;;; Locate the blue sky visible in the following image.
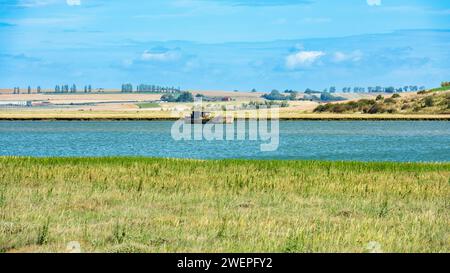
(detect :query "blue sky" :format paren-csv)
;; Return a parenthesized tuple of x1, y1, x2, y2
(0, 0, 449, 91)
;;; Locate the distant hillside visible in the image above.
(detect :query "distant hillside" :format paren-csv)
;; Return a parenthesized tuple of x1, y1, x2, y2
(314, 88, 450, 115)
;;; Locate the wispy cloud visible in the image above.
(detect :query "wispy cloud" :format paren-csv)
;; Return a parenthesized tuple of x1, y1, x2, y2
(141, 49, 181, 62)
(367, 0, 381, 6)
(66, 0, 81, 6)
(333, 50, 363, 62)
(286, 50, 325, 69)
(16, 0, 59, 8)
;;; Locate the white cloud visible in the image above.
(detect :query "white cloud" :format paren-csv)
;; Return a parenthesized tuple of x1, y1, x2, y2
(367, 0, 381, 6)
(285, 51, 325, 69)
(141, 50, 181, 62)
(66, 0, 81, 6)
(18, 0, 58, 7)
(333, 50, 363, 62)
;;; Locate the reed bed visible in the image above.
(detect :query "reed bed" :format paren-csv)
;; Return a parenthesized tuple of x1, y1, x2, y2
(0, 157, 448, 253)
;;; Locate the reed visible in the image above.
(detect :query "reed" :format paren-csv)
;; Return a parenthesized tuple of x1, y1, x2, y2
(0, 157, 448, 253)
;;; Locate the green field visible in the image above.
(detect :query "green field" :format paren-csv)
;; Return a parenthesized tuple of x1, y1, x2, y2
(0, 157, 449, 253)
(136, 102, 161, 109)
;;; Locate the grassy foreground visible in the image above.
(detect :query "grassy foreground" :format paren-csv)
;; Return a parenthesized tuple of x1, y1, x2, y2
(0, 157, 449, 253)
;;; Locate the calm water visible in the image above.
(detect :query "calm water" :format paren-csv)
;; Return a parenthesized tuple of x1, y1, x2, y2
(0, 121, 449, 162)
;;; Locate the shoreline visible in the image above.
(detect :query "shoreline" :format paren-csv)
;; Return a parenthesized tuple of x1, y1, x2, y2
(0, 115, 449, 121)
(1, 156, 449, 164)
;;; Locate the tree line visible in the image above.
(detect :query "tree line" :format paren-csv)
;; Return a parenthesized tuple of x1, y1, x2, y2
(121, 83, 181, 93)
(54, 84, 93, 93)
(12, 86, 42, 94)
(324, 85, 426, 93)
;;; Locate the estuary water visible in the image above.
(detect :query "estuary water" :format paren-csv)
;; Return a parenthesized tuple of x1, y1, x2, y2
(0, 121, 449, 162)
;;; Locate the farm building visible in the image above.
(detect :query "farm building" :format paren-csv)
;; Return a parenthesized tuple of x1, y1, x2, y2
(0, 101, 31, 107)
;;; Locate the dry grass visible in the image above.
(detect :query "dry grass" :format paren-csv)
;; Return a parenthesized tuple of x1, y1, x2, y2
(0, 157, 449, 253)
(0, 108, 449, 120)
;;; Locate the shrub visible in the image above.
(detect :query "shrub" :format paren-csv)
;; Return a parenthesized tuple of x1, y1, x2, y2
(391, 94, 401, 99)
(384, 98, 395, 104)
(331, 104, 347, 113)
(401, 103, 410, 110)
(314, 104, 333, 113)
(424, 97, 434, 107)
(368, 104, 385, 114)
(376, 95, 384, 101)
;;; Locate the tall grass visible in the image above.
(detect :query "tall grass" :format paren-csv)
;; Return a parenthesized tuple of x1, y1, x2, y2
(0, 157, 448, 253)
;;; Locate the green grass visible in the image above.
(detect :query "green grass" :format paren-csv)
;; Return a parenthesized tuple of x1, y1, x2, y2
(0, 157, 449, 253)
(136, 102, 161, 109)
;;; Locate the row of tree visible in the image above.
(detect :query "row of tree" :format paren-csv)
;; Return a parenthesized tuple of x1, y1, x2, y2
(121, 83, 181, 93)
(324, 86, 426, 93)
(284, 85, 427, 94)
(12, 86, 42, 94)
(54, 84, 93, 93)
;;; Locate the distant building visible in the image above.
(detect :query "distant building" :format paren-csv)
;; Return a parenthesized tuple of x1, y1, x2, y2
(0, 101, 31, 107)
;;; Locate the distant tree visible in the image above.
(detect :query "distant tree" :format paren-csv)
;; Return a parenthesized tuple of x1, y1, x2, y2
(71, 84, 77, 93)
(329, 86, 336, 93)
(84, 86, 88, 93)
(88, 85, 92, 93)
(176, 92, 194, 102)
(37, 86, 41, 93)
(289, 91, 298, 101)
(385, 87, 395, 93)
(161, 94, 176, 102)
(251, 88, 257, 93)
(121, 83, 133, 93)
(320, 92, 346, 102)
(262, 90, 288, 101)
(28, 86, 31, 94)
